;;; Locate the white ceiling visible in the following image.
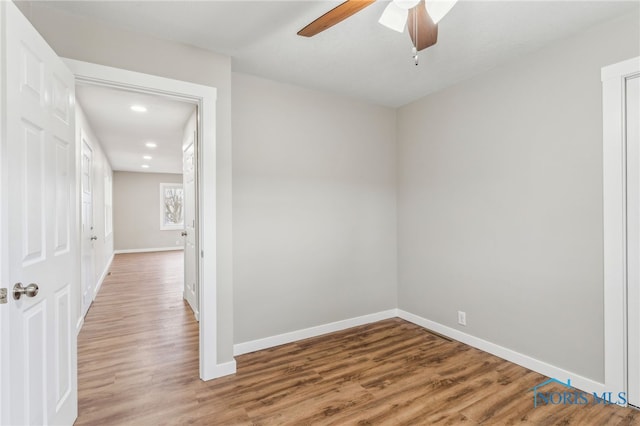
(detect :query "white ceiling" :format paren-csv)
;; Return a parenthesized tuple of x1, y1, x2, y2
(39, 0, 639, 107)
(43, 1, 639, 173)
(76, 85, 195, 174)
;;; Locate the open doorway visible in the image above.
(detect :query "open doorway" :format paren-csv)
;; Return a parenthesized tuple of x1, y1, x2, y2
(64, 58, 225, 381)
(75, 83, 200, 321)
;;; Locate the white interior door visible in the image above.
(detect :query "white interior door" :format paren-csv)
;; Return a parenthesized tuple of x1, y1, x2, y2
(183, 132, 199, 320)
(627, 73, 640, 408)
(81, 136, 95, 319)
(2, 2, 78, 424)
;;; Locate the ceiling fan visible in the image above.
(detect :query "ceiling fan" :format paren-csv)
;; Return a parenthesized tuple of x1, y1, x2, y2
(297, 0, 458, 65)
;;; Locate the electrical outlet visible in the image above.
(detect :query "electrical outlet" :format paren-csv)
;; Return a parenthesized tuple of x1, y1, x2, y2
(457, 311, 467, 326)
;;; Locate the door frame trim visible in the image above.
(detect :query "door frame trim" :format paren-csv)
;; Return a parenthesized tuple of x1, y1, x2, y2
(0, 3, 8, 424)
(602, 56, 640, 399)
(64, 58, 228, 380)
(79, 131, 95, 319)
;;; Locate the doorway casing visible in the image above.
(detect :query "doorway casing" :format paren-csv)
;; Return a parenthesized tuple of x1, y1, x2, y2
(602, 56, 640, 401)
(65, 58, 234, 380)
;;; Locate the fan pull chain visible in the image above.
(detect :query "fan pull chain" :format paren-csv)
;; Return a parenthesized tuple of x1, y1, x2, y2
(412, 5, 419, 66)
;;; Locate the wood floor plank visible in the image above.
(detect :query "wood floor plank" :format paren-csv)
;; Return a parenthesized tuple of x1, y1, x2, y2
(76, 252, 640, 425)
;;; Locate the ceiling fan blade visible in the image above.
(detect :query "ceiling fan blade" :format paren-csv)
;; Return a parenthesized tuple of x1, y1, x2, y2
(379, 2, 408, 33)
(407, 1, 438, 51)
(426, 0, 459, 24)
(297, 0, 376, 37)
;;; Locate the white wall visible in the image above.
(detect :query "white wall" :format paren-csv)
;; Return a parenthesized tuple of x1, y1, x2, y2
(20, 0, 640, 385)
(112, 172, 184, 252)
(21, 3, 235, 362)
(397, 13, 640, 383)
(232, 73, 397, 343)
(76, 104, 114, 320)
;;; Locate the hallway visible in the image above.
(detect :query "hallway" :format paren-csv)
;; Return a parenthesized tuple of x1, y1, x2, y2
(76, 251, 200, 424)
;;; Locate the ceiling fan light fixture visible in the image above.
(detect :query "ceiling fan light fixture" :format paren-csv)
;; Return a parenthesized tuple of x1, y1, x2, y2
(425, 0, 458, 24)
(379, 2, 408, 33)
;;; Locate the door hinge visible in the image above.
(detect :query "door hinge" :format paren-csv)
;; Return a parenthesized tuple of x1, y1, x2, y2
(0, 288, 7, 304)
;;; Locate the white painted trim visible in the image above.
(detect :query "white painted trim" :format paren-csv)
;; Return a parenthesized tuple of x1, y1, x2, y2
(233, 310, 398, 356)
(64, 59, 220, 382)
(64, 59, 218, 104)
(602, 56, 640, 398)
(0, 4, 8, 424)
(114, 247, 183, 254)
(602, 57, 640, 82)
(183, 291, 200, 322)
(93, 253, 114, 299)
(76, 316, 84, 336)
(397, 310, 606, 395)
(231, 308, 609, 396)
(203, 360, 237, 381)
(76, 252, 112, 335)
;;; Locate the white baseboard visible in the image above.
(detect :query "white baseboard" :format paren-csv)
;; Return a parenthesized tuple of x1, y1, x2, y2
(183, 292, 200, 322)
(93, 252, 114, 300)
(202, 360, 237, 381)
(396, 309, 606, 395)
(77, 253, 114, 335)
(231, 308, 606, 396)
(76, 316, 84, 336)
(114, 247, 183, 254)
(233, 309, 398, 356)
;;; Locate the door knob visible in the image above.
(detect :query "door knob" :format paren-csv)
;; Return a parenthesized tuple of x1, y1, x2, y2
(13, 283, 39, 300)
(90, 236, 98, 241)
(181, 231, 187, 237)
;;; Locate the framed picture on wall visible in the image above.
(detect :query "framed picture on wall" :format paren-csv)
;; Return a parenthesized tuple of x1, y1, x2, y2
(160, 183, 184, 230)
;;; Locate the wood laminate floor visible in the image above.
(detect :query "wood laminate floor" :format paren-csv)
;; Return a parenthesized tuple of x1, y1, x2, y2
(76, 252, 640, 425)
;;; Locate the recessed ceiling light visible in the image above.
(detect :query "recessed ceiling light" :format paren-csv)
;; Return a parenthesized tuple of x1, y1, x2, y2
(130, 105, 147, 113)
(143, 155, 152, 160)
(145, 142, 157, 148)
(141, 164, 150, 169)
